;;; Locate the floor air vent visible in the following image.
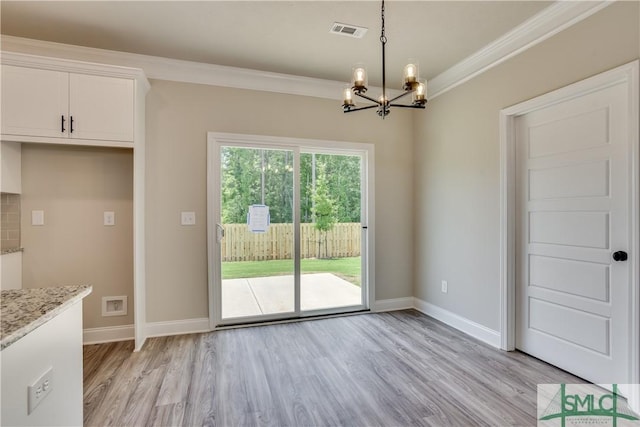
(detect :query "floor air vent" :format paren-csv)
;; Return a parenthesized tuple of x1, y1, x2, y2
(330, 22, 368, 39)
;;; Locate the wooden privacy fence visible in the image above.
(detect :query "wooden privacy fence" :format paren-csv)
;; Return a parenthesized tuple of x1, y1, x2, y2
(221, 223, 361, 261)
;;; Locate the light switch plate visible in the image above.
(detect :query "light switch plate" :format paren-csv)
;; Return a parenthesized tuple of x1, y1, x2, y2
(181, 211, 196, 225)
(104, 211, 115, 226)
(31, 210, 44, 226)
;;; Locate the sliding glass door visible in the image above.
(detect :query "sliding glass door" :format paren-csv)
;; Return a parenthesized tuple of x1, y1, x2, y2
(208, 134, 371, 327)
(299, 152, 363, 312)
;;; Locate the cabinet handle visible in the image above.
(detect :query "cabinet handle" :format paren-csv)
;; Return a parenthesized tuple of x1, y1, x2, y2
(70, 116, 74, 134)
(61, 115, 66, 133)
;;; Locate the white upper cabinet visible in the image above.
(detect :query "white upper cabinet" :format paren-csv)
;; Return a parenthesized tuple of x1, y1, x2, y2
(1, 53, 147, 148)
(69, 73, 134, 142)
(1, 65, 69, 139)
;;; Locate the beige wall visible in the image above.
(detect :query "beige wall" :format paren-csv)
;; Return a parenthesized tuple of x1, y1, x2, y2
(145, 81, 414, 322)
(21, 144, 134, 329)
(413, 2, 640, 331)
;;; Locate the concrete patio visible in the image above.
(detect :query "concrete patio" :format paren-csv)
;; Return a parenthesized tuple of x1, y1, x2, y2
(222, 272, 361, 319)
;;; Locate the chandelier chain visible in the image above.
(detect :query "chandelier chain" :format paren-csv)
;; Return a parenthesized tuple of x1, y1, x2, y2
(380, 0, 387, 44)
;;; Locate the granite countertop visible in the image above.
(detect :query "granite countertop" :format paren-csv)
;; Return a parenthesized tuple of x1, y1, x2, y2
(1, 247, 23, 255)
(1, 285, 92, 350)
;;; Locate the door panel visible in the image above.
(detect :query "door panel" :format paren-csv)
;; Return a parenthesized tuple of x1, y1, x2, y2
(219, 146, 295, 321)
(529, 255, 609, 302)
(299, 152, 363, 312)
(516, 81, 630, 384)
(528, 298, 609, 355)
(529, 160, 609, 200)
(529, 211, 609, 248)
(528, 107, 609, 158)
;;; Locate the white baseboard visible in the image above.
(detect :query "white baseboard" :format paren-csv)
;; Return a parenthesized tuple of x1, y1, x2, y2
(145, 317, 210, 338)
(413, 297, 501, 348)
(83, 324, 134, 345)
(83, 305, 500, 350)
(374, 297, 414, 312)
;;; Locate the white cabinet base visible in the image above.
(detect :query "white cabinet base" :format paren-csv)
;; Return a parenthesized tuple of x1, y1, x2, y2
(1, 302, 84, 426)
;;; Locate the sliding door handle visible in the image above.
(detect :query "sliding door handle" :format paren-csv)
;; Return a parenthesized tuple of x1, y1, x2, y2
(216, 223, 225, 242)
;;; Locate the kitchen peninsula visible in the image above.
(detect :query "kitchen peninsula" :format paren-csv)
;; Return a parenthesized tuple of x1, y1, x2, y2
(1, 285, 91, 426)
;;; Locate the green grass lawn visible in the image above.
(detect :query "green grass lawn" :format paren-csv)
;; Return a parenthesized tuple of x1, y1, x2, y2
(222, 256, 361, 286)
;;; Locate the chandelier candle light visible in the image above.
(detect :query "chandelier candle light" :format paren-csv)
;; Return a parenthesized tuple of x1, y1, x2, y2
(342, 0, 427, 118)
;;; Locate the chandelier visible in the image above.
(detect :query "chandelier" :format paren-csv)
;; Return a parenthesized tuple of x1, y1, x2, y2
(342, 0, 427, 118)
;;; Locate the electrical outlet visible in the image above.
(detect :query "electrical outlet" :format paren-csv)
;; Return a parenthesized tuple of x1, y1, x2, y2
(441, 280, 448, 293)
(28, 367, 53, 414)
(181, 211, 196, 225)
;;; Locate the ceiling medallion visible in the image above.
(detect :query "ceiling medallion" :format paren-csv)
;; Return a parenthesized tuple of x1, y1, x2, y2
(342, 0, 427, 118)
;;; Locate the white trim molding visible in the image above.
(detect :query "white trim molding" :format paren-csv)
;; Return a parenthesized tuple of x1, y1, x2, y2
(1, 50, 149, 90)
(83, 324, 134, 345)
(145, 318, 210, 339)
(1, 35, 357, 101)
(413, 297, 501, 349)
(499, 61, 640, 406)
(428, 1, 612, 98)
(374, 297, 414, 312)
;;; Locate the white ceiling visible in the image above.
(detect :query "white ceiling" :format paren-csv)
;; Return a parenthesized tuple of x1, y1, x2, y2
(0, 1, 552, 87)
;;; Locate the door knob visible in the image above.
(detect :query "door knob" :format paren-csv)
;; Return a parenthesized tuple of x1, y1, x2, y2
(613, 251, 628, 262)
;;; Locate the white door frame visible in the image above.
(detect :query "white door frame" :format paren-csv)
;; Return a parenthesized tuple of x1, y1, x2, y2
(498, 61, 639, 382)
(206, 132, 375, 329)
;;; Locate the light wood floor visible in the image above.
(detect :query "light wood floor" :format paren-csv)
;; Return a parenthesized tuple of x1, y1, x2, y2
(83, 310, 582, 426)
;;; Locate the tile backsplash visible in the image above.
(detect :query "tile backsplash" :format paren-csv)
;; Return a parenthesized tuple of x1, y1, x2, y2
(1, 192, 21, 251)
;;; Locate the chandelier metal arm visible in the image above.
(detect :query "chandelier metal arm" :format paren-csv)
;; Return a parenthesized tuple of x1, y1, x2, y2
(389, 103, 426, 109)
(387, 90, 413, 104)
(354, 92, 381, 104)
(343, 104, 380, 113)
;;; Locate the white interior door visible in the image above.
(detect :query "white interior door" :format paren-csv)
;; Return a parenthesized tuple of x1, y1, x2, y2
(515, 79, 632, 384)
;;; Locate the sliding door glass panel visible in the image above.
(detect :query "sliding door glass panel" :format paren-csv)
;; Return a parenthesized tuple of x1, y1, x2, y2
(220, 146, 294, 320)
(300, 152, 363, 312)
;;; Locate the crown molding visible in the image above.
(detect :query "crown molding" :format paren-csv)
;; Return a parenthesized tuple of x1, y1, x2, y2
(0, 35, 349, 100)
(1, 50, 150, 91)
(1, 1, 612, 101)
(428, 1, 613, 99)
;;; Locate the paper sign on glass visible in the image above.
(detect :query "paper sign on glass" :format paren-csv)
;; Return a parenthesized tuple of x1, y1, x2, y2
(247, 204, 270, 233)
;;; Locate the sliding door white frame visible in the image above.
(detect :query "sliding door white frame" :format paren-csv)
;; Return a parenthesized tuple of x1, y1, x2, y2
(206, 132, 375, 329)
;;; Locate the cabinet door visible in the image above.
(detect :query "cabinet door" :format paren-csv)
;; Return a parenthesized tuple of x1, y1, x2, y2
(1, 65, 69, 138)
(69, 73, 134, 142)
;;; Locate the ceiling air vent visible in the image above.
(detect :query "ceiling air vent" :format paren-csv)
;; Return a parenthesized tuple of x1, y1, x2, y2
(330, 22, 368, 39)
